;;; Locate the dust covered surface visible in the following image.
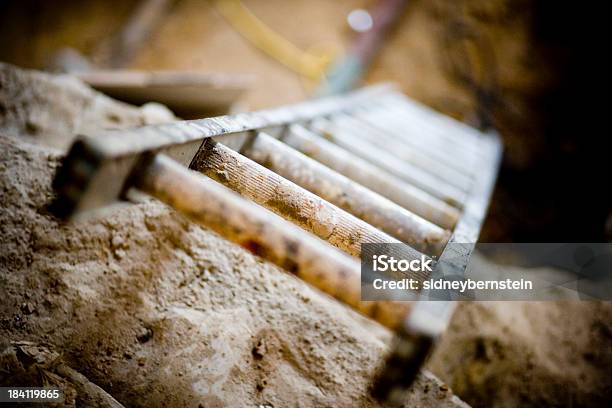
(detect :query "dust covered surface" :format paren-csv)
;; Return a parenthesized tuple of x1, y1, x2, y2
(2, 63, 611, 408)
(0, 63, 468, 407)
(0, 61, 174, 150)
(429, 298, 612, 407)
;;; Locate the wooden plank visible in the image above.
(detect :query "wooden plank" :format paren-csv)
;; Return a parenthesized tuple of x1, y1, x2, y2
(75, 70, 252, 117)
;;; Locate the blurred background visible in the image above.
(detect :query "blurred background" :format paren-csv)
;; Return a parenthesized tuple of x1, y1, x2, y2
(1, 0, 608, 243)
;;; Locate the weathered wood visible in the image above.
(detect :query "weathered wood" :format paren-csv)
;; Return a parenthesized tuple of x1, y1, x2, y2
(51, 84, 395, 216)
(50, 83, 503, 405)
(361, 106, 479, 168)
(370, 94, 484, 160)
(134, 153, 413, 331)
(193, 139, 427, 258)
(241, 132, 450, 255)
(372, 132, 503, 405)
(310, 119, 467, 207)
(283, 124, 460, 230)
(331, 113, 474, 191)
(76, 70, 252, 117)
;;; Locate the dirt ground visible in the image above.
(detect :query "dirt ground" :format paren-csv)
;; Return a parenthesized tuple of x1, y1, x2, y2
(1, 1, 611, 406)
(1, 62, 611, 408)
(430, 301, 612, 407)
(0, 63, 471, 407)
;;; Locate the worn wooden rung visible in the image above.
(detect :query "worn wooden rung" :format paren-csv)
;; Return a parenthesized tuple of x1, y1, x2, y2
(134, 153, 414, 331)
(310, 119, 467, 207)
(240, 132, 450, 255)
(283, 124, 460, 230)
(331, 113, 475, 191)
(357, 108, 480, 172)
(192, 138, 432, 259)
(372, 95, 485, 158)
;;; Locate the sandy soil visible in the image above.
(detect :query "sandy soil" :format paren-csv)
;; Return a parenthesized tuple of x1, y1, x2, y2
(430, 301, 612, 407)
(1, 62, 611, 407)
(0, 63, 469, 407)
(1, 1, 610, 406)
